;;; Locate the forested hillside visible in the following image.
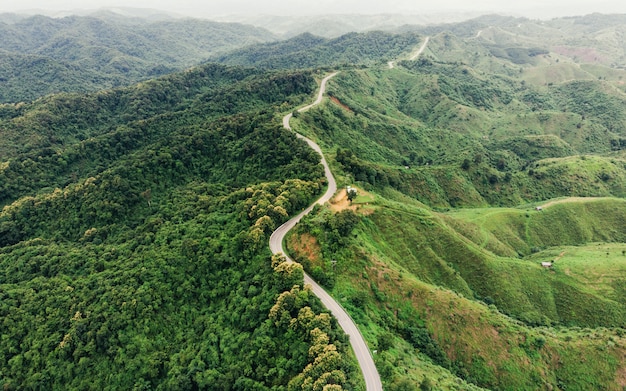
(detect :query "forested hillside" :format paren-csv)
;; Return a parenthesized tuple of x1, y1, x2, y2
(0, 13, 277, 102)
(300, 61, 626, 207)
(0, 64, 361, 389)
(212, 31, 423, 70)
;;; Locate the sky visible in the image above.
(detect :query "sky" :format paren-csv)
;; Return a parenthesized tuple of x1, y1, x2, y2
(2, 0, 626, 19)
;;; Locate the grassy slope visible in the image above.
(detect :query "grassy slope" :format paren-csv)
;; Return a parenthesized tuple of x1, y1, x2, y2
(289, 195, 626, 390)
(292, 64, 626, 207)
(285, 30, 626, 388)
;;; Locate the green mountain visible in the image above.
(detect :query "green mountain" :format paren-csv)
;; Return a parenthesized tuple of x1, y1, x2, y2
(0, 64, 361, 389)
(212, 31, 423, 70)
(289, 197, 626, 390)
(3, 11, 626, 391)
(218, 13, 481, 38)
(293, 61, 626, 207)
(0, 13, 277, 102)
(281, 21, 626, 390)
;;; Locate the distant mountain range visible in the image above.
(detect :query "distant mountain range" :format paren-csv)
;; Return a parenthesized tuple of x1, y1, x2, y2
(0, 12, 276, 102)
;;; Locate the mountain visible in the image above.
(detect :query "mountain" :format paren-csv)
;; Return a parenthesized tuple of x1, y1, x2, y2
(280, 19, 626, 389)
(0, 64, 361, 389)
(217, 13, 484, 38)
(0, 13, 277, 102)
(2, 11, 626, 391)
(212, 31, 423, 69)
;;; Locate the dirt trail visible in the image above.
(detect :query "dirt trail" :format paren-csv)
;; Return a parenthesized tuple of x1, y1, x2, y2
(387, 36, 429, 69)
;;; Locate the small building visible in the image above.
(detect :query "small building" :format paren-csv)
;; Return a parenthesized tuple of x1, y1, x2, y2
(541, 262, 553, 268)
(535, 206, 543, 211)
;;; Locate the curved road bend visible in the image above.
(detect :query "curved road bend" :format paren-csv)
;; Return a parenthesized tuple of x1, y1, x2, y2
(270, 73, 383, 391)
(409, 36, 430, 61)
(388, 36, 429, 69)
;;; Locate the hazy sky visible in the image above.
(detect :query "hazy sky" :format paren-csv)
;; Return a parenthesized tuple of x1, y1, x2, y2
(3, 0, 626, 19)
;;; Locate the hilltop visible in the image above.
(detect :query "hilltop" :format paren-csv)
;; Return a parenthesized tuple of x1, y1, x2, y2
(212, 31, 423, 70)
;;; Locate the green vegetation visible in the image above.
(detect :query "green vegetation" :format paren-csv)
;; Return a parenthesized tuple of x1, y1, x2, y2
(283, 20, 626, 389)
(4, 10, 626, 391)
(0, 65, 362, 389)
(213, 31, 423, 70)
(289, 196, 626, 390)
(291, 63, 626, 207)
(0, 13, 277, 102)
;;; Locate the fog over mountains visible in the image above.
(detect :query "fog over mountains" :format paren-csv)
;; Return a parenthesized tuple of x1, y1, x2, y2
(3, 0, 626, 20)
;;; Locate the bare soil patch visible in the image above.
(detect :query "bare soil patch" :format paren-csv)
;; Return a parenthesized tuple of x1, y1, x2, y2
(330, 189, 354, 212)
(288, 233, 321, 266)
(552, 46, 606, 63)
(330, 96, 353, 112)
(617, 361, 626, 387)
(329, 187, 375, 215)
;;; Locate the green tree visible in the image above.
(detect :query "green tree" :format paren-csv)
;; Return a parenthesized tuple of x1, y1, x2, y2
(347, 188, 357, 203)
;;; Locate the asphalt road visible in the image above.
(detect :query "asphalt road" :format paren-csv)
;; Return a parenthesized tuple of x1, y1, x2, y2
(269, 72, 383, 391)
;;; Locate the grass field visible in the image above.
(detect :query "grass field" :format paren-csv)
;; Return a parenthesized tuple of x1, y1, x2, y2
(529, 243, 626, 299)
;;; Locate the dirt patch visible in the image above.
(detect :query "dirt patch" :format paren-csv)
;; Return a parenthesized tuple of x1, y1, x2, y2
(288, 233, 322, 266)
(329, 189, 358, 213)
(617, 360, 626, 387)
(329, 187, 375, 215)
(330, 96, 353, 112)
(552, 46, 607, 63)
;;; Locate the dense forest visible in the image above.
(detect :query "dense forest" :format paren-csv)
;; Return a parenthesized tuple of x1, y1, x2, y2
(0, 64, 361, 389)
(212, 31, 423, 70)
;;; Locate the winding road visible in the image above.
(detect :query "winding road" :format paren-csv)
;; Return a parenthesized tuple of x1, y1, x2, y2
(269, 73, 383, 391)
(409, 36, 430, 61)
(388, 36, 430, 68)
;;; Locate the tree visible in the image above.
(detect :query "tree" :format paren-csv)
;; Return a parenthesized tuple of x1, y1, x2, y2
(346, 188, 357, 203)
(419, 378, 433, 391)
(461, 159, 471, 170)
